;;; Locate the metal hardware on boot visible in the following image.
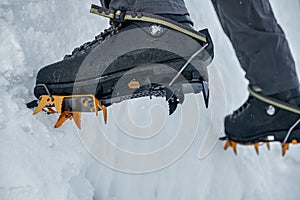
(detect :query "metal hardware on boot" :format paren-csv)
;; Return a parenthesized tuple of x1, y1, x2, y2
(265, 105, 276, 116)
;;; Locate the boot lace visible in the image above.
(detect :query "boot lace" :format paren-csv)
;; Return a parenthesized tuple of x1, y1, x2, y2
(64, 23, 121, 59)
(232, 95, 254, 117)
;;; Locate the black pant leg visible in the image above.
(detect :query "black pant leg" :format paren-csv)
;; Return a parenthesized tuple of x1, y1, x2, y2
(212, 0, 299, 94)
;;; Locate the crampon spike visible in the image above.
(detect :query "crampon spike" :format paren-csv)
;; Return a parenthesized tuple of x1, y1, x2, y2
(55, 112, 72, 128)
(33, 95, 53, 115)
(253, 142, 259, 155)
(281, 143, 290, 157)
(54, 112, 82, 129)
(264, 137, 270, 150)
(266, 142, 270, 150)
(72, 112, 82, 129)
(223, 139, 237, 155)
(53, 96, 64, 114)
(201, 81, 209, 108)
(98, 103, 107, 124)
(230, 141, 237, 155)
(224, 140, 230, 151)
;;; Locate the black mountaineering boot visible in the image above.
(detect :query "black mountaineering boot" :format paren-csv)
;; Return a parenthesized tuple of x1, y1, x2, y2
(223, 86, 300, 156)
(29, 4, 214, 129)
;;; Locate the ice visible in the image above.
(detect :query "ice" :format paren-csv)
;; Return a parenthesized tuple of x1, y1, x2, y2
(1, 0, 300, 200)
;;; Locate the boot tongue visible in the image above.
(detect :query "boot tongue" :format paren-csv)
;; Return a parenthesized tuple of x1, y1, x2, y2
(270, 87, 300, 106)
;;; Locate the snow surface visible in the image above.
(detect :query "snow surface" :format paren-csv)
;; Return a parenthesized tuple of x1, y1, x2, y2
(1, 0, 300, 199)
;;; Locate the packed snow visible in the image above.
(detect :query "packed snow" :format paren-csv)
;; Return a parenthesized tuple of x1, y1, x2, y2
(1, 0, 300, 199)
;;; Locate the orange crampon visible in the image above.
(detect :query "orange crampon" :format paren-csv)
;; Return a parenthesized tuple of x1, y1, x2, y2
(33, 94, 108, 129)
(223, 138, 300, 156)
